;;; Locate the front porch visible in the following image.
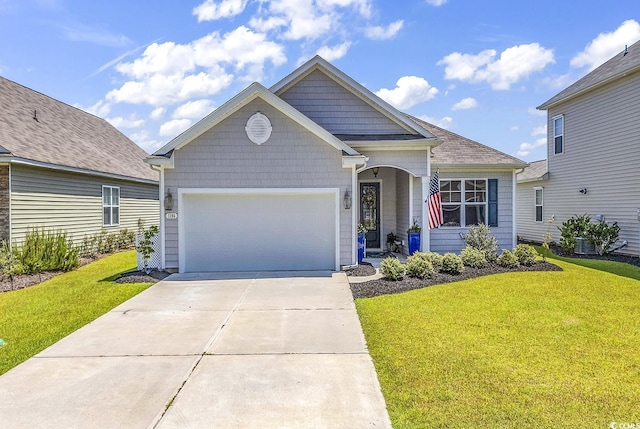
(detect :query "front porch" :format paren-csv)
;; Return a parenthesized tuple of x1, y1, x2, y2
(356, 165, 427, 256)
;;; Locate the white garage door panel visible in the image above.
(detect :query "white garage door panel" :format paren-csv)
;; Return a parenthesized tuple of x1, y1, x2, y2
(182, 192, 336, 272)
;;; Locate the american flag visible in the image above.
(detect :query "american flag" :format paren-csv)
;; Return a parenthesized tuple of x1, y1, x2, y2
(427, 170, 443, 229)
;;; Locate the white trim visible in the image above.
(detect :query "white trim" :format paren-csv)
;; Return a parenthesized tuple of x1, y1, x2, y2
(101, 185, 121, 227)
(512, 171, 517, 248)
(7, 157, 158, 185)
(357, 179, 383, 251)
(342, 155, 368, 168)
(177, 188, 340, 273)
(269, 56, 441, 144)
(345, 140, 436, 151)
(8, 163, 11, 244)
(534, 186, 544, 223)
(351, 165, 357, 265)
(421, 176, 429, 252)
(408, 175, 414, 238)
(439, 178, 489, 228)
(552, 114, 564, 155)
(363, 164, 419, 178)
(153, 82, 359, 157)
(157, 166, 166, 269)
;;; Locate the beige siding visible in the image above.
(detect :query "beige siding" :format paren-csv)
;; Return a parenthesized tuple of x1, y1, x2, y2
(521, 70, 640, 256)
(431, 170, 515, 254)
(278, 70, 409, 135)
(363, 150, 429, 177)
(163, 98, 352, 269)
(10, 164, 158, 244)
(516, 181, 550, 244)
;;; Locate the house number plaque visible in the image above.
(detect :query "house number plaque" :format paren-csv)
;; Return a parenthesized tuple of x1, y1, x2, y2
(166, 213, 178, 220)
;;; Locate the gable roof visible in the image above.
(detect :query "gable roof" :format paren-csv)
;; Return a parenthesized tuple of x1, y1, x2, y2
(516, 159, 548, 183)
(151, 82, 360, 159)
(408, 116, 528, 168)
(270, 55, 439, 144)
(0, 76, 157, 183)
(538, 40, 640, 110)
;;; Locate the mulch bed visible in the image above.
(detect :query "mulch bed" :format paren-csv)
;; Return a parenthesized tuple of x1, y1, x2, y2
(345, 262, 376, 277)
(349, 261, 562, 299)
(115, 270, 172, 284)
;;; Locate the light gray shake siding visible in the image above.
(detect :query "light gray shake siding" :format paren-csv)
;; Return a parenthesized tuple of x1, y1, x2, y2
(10, 164, 158, 244)
(162, 98, 352, 269)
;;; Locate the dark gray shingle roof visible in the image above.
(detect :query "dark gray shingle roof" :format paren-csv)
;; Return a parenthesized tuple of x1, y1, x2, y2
(538, 39, 640, 109)
(516, 159, 548, 183)
(0, 76, 157, 182)
(407, 115, 527, 167)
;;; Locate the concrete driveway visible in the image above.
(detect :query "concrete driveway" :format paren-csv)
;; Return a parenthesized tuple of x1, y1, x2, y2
(0, 271, 391, 428)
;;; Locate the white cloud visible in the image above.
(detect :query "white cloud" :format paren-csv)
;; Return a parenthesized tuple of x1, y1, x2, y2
(510, 126, 519, 131)
(172, 99, 215, 119)
(528, 107, 546, 116)
(517, 137, 546, 157)
(150, 107, 165, 120)
(107, 115, 145, 129)
(316, 41, 351, 61)
(451, 97, 477, 110)
(193, 0, 248, 22)
(419, 115, 453, 129)
(571, 20, 640, 71)
(249, 16, 288, 32)
(540, 72, 574, 90)
(531, 124, 547, 136)
(107, 26, 286, 105)
(77, 100, 111, 117)
(438, 43, 555, 90)
(425, 0, 447, 5)
(375, 76, 439, 110)
(129, 130, 162, 154)
(364, 19, 403, 40)
(159, 118, 193, 137)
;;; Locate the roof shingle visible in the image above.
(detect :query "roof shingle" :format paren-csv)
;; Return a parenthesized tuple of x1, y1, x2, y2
(516, 159, 548, 182)
(0, 76, 157, 182)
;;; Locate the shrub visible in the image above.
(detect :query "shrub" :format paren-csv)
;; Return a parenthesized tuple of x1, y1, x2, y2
(558, 214, 591, 254)
(380, 257, 406, 280)
(423, 252, 444, 271)
(441, 253, 464, 275)
(406, 253, 434, 279)
(464, 224, 498, 262)
(0, 241, 24, 276)
(514, 244, 538, 266)
(460, 246, 487, 268)
(497, 249, 520, 268)
(587, 221, 620, 255)
(1, 227, 79, 275)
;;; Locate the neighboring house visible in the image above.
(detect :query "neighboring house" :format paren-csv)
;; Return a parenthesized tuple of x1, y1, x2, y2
(517, 40, 640, 256)
(0, 76, 159, 245)
(147, 56, 527, 273)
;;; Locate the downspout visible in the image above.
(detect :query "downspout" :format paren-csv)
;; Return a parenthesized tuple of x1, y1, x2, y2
(513, 168, 525, 249)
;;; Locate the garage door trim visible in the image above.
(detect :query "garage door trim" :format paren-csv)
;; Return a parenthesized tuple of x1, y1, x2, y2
(177, 188, 340, 273)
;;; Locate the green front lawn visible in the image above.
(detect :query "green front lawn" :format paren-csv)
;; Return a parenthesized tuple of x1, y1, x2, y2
(0, 251, 153, 375)
(357, 258, 640, 428)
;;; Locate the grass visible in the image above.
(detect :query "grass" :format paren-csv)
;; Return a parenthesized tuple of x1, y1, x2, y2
(537, 245, 640, 281)
(356, 258, 640, 428)
(0, 251, 153, 375)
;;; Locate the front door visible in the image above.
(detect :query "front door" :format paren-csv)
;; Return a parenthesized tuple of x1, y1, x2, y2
(360, 182, 381, 248)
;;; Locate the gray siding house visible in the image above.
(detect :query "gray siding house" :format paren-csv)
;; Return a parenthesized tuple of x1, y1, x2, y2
(148, 57, 526, 273)
(0, 76, 159, 244)
(517, 41, 640, 256)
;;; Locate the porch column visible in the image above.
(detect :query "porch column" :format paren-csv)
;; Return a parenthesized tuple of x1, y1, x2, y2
(421, 176, 429, 252)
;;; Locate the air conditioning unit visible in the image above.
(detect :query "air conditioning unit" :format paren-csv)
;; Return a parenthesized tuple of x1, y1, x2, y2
(575, 237, 597, 255)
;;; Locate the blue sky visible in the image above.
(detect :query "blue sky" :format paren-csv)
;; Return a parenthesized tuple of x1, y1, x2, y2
(1, 0, 639, 160)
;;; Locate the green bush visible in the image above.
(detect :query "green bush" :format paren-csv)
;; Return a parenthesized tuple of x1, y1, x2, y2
(0, 228, 79, 275)
(497, 249, 520, 268)
(380, 257, 406, 280)
(78, 228, 136, 258)
(423, 252, 444, 271)
(406, 253, 434, 279)
(558, 214, 591, 254)
(460, 246, 487, 268)
(587, 221, 620, 255)
(464, 224, 498, 262)
(441, 253, 464, 275)
(514, 244, 538, 266)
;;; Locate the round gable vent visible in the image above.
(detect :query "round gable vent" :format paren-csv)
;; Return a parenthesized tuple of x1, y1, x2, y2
(245, 112, 272, 145)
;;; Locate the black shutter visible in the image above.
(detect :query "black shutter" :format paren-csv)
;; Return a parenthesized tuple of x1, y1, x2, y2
(488, 179, 498, 227)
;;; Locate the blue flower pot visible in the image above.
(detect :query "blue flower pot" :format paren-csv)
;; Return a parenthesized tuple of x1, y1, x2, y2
(408, 232, 421, 255)
(357, 233, 365, 263)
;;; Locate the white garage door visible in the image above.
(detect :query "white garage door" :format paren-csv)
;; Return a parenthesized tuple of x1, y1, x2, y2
(181, 190, 337, 272)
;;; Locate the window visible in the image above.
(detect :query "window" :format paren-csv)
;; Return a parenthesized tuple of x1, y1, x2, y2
(534, 188, 543, 222)
(441, 179, 487, 227)
(102, 186, 120, 226)
(553, 115, 564, 154)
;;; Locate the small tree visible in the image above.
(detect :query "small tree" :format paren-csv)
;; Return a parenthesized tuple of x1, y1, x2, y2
(464, 224, 498, 262)
(137, 220, 159, 274)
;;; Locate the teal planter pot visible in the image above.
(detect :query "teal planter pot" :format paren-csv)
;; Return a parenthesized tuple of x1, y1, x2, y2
(408, 232, 421, 255)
